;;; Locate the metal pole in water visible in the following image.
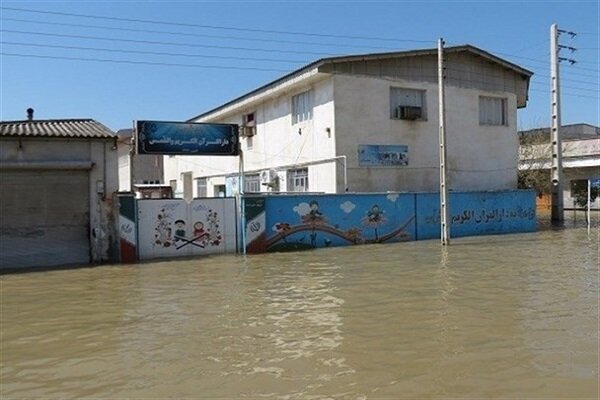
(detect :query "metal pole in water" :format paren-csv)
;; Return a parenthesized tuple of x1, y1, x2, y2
(550, 23, 565, 226)
(239, 149, 247, 255)
(438, 38, 450, 246)
(587, 178, 591, 233)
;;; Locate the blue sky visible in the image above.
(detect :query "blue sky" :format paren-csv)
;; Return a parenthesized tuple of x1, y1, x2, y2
(1, 0, 598, 131)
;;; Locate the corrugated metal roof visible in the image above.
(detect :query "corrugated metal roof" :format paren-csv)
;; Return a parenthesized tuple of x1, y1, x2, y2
(0, 119, 115, 139)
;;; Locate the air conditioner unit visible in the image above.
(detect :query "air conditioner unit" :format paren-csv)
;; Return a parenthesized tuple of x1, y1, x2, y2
(260, 169, 280, 191)
(241, 125, 256, 137)
(397, 106, 422, 120)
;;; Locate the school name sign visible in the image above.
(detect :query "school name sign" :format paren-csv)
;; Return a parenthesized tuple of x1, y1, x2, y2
(137, 120, 239, 156)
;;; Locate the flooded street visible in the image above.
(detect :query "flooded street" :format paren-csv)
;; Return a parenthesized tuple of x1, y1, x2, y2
(1, 225, 598, 398)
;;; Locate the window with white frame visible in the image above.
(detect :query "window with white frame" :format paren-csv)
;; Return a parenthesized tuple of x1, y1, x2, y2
(292, 90, 313, 124)
(245, 174, 261, 193)
(196, 177, 207, 198)
(479, 96, 507, 126)
(390, 87, 426, 120)
(287, 168, 309, 192)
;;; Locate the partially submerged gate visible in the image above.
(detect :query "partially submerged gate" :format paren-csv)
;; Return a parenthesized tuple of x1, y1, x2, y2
(136, 198, 237, 260)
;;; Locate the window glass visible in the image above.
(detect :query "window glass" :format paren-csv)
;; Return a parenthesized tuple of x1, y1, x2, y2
(287, 168, 309, 192)
(479, 96, 507, 125)
(292, 91, 313, 124)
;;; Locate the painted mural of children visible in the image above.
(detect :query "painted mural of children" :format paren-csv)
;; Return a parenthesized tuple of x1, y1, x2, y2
(193, 221, 205, 237)
(192, 221, 209, 247)
(302, 200, 325, 225)
(174, 220, 186, 241)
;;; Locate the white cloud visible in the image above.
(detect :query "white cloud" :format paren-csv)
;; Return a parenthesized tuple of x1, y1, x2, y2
(293, 202, 311, 216)
(386, 193, 399, 202)
(340, 200, 356, 214)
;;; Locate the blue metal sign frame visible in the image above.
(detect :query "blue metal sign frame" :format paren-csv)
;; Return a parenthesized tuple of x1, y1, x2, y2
(137, 120, 239, 156)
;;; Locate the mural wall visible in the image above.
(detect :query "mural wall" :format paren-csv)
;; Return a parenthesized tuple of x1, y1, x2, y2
(245, 193, 416, 253)
(137, 198, 237, 260)
(245, 190, 536, 253)
(118, 194, 137, 263)
(415, 191, 537, 240)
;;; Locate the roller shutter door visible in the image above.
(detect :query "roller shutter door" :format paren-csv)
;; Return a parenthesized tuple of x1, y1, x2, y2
(0, 170, 90, 269)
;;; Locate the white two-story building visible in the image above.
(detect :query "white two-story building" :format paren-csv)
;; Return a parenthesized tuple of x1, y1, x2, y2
(164, 45, 532, 198)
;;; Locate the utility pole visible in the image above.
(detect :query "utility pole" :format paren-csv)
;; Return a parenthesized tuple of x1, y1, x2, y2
(549, 24, 577, 226)
(438, 38, 450, 245)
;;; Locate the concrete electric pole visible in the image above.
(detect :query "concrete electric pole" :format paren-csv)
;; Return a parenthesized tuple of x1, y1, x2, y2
(438, 38, 450, 245)
(549, 24, 577, 226)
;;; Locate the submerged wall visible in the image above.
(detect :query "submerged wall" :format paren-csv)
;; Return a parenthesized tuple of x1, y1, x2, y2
(118, 190, 536, 262)
(245, 190, 536, 253)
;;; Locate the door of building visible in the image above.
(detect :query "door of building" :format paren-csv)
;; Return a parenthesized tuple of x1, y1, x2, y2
(0, 170, 90, 270)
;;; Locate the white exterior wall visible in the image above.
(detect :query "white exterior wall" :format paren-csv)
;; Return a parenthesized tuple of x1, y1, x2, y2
(333, 74, 518, 192)
(118, 143, 131, 191)
(118, 142, 164, 192)
(163, 76, 337, 196)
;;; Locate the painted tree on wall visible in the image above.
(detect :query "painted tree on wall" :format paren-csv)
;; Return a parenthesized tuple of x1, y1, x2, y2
(362, 204, 386, 241)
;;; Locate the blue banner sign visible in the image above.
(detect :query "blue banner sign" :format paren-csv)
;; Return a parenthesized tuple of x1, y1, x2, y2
(358, 144, 408, 167)
(137, 120, 239, 156)
(590, 177, 600, 188)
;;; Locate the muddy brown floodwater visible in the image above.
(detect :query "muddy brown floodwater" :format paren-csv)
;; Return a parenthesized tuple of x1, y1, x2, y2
(1, 223, 598, 398)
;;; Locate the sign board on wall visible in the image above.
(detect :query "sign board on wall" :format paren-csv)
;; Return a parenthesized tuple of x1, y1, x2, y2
(137, 120, 239, 156)
(358, 144, 408, 167)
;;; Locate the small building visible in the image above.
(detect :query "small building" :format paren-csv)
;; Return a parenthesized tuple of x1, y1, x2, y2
(519, 124, 600, 209)
(164, 45, 532, 198)
(0, 115, 119, 270)
(117, 128, 166, 197)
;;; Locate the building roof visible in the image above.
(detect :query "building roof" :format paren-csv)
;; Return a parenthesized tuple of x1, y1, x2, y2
(519, 123, 600, 141)
(190, 44, 534, 121)
(0, 119, 115, 139)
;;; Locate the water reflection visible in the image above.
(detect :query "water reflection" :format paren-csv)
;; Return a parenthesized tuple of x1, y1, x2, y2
(1, 226, 598, 398)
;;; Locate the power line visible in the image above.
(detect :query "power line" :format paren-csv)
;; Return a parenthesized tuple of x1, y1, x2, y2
(1, 29, 340, 57)
(0, 6, 432, 43)
(529, 88, 598, 100)
(0, 52, 290, 72)
(0, 41, 307, 64)
(530, 80, 599, 94)
(1, 17, 403, 52)
(5, 51, 597, 100)
(5, 42, 597, 94)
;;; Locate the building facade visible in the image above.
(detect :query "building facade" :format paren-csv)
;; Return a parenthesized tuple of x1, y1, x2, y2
(164, 45, 532, 198)
(0, 118, 119, 270)
(117, 128, 167, 197)
(519, 124, 600, 209)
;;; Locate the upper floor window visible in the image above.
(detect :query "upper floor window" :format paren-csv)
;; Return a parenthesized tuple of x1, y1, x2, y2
(242, 111, 256, 149)
(390, 87, 426, 120)
(292, 90, 313, 124)
(479, 96, 507, 126)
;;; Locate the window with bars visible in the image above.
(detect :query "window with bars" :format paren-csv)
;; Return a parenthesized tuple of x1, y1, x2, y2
(287, 168, 309, 192)
(245, 174, 261, 193)
(479, 96, 507, 126)
(292, 90, 313, 125)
